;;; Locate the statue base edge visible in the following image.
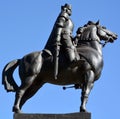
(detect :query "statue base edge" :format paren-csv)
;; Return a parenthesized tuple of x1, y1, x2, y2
(14, 112, 91, 119)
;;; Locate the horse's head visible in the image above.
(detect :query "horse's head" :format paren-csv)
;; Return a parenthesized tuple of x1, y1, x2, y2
(95, 21, 117, 43)
(75, 21, 117, 46)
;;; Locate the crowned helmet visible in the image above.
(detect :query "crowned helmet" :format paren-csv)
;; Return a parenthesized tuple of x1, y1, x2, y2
(62, 3, 72, 10)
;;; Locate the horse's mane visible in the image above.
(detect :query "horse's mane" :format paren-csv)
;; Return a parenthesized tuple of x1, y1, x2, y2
(78, 21, 100, 41)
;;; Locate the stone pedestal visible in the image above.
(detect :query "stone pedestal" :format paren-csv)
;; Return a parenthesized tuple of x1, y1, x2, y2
(14, 112, 91, 119)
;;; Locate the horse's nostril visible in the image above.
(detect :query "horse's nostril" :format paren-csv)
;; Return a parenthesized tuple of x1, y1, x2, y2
(109, 37, 114, 43)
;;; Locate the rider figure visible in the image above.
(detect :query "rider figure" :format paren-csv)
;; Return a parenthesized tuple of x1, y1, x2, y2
(56, 3, 79, 63)
(44, 4, 80, 79)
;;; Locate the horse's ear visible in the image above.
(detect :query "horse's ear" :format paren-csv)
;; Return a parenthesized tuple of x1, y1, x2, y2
(96, 20, 100, 25)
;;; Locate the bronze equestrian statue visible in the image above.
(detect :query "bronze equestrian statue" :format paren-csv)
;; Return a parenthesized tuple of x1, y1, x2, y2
(2, 4, 117, 113)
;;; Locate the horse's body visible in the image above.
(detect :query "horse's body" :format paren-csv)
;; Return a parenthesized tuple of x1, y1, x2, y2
(2, 21, 117, 113)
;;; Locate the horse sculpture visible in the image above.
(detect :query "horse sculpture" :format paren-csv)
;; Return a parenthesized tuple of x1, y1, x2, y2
(2, 21, 117, 113)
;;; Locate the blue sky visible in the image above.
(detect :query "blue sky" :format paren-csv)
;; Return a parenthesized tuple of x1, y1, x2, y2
(0, 0, 120, 119)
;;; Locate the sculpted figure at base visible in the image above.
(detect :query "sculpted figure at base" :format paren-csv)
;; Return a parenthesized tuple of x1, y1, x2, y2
(2, 4, 117, 113)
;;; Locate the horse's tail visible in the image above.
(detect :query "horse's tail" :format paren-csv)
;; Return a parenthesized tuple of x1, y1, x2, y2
(2, 59, 20, 92)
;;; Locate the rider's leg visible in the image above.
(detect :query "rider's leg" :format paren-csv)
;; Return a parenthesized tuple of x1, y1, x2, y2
(61, 36, 79, 63)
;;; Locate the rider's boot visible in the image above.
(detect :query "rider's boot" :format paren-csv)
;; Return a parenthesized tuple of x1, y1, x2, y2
(67, 48, 85, 68)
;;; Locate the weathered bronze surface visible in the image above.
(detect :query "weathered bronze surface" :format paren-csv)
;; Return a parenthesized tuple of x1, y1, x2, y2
(2, 3, 117, 113)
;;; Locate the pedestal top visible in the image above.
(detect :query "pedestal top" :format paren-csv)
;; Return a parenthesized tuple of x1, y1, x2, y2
(14, 112, 91, 119)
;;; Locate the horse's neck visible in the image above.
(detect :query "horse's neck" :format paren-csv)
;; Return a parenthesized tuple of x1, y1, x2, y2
(78, 25, 103, 55)
(78, 40, 102, 56)
(90, 40, 102, 55)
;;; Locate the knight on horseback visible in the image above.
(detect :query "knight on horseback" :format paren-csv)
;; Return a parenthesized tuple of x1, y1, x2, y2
(2, 6, 117, 113)
(44, 4, 80, 79)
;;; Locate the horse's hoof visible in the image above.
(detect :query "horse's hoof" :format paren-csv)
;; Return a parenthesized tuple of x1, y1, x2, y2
(80, 107, 87, 112)
(12, 106, 22, 113)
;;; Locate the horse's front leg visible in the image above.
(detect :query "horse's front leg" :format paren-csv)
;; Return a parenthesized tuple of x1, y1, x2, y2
(80, 70, 94, 112)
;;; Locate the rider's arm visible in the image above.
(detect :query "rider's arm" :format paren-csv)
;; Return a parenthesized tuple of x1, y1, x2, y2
(56, 12, 69, 28)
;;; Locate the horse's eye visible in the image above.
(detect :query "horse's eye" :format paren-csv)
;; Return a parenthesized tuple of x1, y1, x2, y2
(102, 26, 106, 29)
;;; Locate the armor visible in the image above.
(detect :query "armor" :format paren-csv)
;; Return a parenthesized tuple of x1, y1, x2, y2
(53, 4, 78, 79)
(55, 4, 76, 63)
(45, 4, 79, 79)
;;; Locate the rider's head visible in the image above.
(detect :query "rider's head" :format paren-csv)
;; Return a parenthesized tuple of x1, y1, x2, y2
(61, 4, 72, 16)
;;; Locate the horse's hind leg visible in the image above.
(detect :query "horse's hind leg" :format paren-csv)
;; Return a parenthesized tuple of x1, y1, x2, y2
(19, 80, 44, 110)
(80, 70, 94, 112)
(13, 75, 36, 113)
